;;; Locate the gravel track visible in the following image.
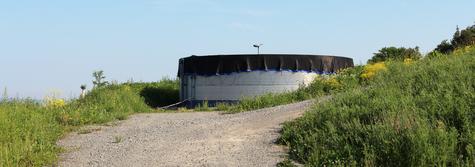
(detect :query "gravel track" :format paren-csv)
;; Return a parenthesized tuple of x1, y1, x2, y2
(57, 100, 315, 167)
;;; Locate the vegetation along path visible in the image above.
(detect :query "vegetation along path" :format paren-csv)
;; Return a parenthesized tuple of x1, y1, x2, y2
(58, 99, 324, 166)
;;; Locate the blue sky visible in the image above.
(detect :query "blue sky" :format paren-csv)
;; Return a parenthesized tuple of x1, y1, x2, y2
(1, 0, 474, 99)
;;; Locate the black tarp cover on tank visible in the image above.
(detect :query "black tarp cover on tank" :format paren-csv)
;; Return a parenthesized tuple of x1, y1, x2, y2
(178, 54, 354, 76)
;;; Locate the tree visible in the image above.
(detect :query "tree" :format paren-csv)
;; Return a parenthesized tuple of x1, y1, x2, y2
(434, 40, 454, 54)
(451, 24, 475, 48)
(92, 70, 108, 88)
(434, 23, 475, 54)
(368, 46, 422, 64)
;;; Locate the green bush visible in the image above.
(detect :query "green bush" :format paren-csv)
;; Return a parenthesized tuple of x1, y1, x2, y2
(124, 78, 179, 108)
(368, 46, 422, 64)
(280, 48, 475, 166)
(58, 84, 151, 126)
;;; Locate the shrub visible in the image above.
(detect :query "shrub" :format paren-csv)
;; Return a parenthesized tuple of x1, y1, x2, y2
(360, 62, 387, 80)
(368, 46, 422, 64)
(279, 47, 475, 166)
(59, 84, 151, 125)
(403, 58, 414, 65)
(334, 65, 365, 90)
(124, 78, 179, 108)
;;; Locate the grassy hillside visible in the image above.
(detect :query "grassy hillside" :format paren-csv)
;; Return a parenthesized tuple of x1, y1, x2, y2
(279, 47, 475, 166)
(0, 79, 179, 166)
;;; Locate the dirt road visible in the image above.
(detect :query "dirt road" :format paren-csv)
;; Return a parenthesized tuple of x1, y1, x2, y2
(58, 100, 314, 167)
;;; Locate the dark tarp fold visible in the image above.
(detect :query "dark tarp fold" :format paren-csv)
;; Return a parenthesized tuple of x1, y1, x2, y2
(178, 54, 353, 76)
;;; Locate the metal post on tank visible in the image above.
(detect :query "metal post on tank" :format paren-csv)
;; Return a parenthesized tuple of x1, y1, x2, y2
(253, 44, 263, 54)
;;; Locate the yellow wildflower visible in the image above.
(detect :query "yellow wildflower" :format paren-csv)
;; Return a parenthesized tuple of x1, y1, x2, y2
(403, 58, 413, 65)
(361, 62, 387, 80)
(325, 77, 341, 90)
(453, 45, 475, 56)
(44, 90, 66, 108)
(46, 98, 65, 108)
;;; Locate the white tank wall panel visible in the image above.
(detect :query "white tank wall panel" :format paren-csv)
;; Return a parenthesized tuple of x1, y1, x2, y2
(181, 71, 318, 101)
(194, 85, 299, 100)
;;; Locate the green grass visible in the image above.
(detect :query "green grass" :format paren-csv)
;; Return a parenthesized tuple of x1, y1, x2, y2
(58, 84, 152, 126)
(279, 48, 475, 166)
(194, 101, 212, 111)
(0, 79, 179, 166)
(0, 100, 63, 166)
(112, 136, 124, 143)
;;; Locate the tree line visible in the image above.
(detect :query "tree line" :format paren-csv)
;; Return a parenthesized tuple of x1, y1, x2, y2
(369, 22, 475, 64)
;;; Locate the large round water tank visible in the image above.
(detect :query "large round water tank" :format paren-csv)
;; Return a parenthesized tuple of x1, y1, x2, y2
(177, 54, 353, 107)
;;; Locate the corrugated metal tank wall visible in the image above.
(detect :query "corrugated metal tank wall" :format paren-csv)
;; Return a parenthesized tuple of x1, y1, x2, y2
(181, 71, 317, 101)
